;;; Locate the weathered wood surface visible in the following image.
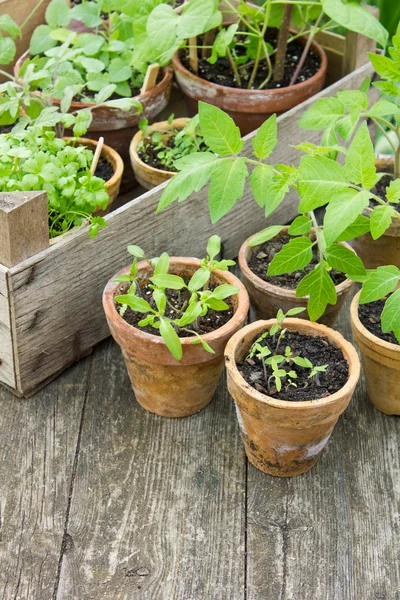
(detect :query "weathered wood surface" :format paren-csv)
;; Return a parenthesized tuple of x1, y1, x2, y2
(3, 60, 377, 396)
(0, 289, 400, 599)
(0, 265, 15, 388)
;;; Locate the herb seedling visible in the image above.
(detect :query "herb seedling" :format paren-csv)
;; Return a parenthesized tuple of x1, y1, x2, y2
(114, 236, 240, 360)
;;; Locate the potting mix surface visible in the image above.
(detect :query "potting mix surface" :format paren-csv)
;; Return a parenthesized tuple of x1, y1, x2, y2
(371, 174, 394, 208)
(138, 131, 179, 172)
(358, 299, 399, 345)
(239, 330, 349, 401)
(94, 156, 114, 181)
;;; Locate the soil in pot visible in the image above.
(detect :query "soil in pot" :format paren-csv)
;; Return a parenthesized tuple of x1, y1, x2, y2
(95, 156, 115, 182)
(248, 233, 346, 289)
(370, 173, 394, 208)
(182, 30, 321, 90)
(358, 298, 398, 345)
(239, 330, 348, 401)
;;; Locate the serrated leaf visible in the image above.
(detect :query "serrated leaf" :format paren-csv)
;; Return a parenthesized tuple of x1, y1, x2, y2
(359, 266, 400, 303)
(108, 58, 132, 83)
(298, 97, 344, 130)
(199, 102, 243, 156)
(381, 288, 400, 337)
(335, 214, 370, 241)
(69, 2, 103, 27)
(295, 263, 337, 321)
(298, 155, 348, 212)
(386, 179, 400, 203)
(0, 38, 15, 65)
(208, 158, 248, 223)
(252, 114, 277, 159)
(345, 122, 376, 188)
(325, 244, 366, 280)
(0, 15, 21, 39)
(249, 163, 274, 208)
(368, 52, 400, 82)
(368, 99, 400, 117)
(29, 25, 57, 55)
(160, 319, 182, 360)
(288, 216, 312, 236)
(45, 0, 71, 27)
(248, 226, 284, 247)
(322, 0, 388, 48)
(323, 189, 370, 247)
(268, 237, 313, 276)
(369, 205, 396, 239)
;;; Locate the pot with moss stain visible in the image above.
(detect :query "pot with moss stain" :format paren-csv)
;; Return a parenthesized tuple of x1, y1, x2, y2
(15, 52, 173, 191)
(350, 291, 400, 415)
(129, 118, 190, 190)
(103, 258, 249, 417)
(238, 228, 354, 326)
(172, 30, 327, 136)
(351, 157, 400, 269)
(225, 318, 360, 476)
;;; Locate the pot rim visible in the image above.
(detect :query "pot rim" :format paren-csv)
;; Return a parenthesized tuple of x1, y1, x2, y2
(103, 257, 250, 347)
(225, 317, 361, 409)
(129, 117, 191, 177)
(172, 29, 327, 98)
(350, 290, 400, 353)
(238, 228, 354, 300)
(64, 136, 124, 189)
(15, 50, 174, 110)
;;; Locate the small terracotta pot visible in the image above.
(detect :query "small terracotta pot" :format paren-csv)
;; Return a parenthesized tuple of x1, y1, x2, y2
(350, 291, 400, 415)
(225, 318, 360, 476)
(103, 258, 250, 417)
(129, 118, 190, 190)
(172, 30, 327, 135)
(15, 52, 173, 190)
(351, 157, 400, 269)
(65, 137, 124, 212)
(238, 228, 354, 326)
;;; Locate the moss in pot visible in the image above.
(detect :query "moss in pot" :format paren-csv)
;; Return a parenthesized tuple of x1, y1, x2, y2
(103, 235, 249, 418)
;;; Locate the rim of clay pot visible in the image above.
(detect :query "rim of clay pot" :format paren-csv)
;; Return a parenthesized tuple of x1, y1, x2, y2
(14, 50, 174, 113)
(129, 117, 190, 179)
(238, 228, 354, 301)
(172, 29, 327, 109)
(225, 317, 361, 410)
(350, 290, 400, 356)
(103, 257, 250, 361)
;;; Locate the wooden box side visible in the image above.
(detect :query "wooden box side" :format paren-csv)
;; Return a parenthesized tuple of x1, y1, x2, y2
(0, 265, 16, 388)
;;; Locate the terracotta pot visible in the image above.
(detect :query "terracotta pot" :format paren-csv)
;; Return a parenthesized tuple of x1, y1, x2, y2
(65, 137, 124, 212)
(103, 258, 250, 417)
(350, 291, 400, 415)
(225, 318, 360, 476)
(172, 30, 327, 135)
(129, 118, 190, 190)
(351, 157, 400, 269)
(238, 228, 354, 326)
(15, 52, 174, 190)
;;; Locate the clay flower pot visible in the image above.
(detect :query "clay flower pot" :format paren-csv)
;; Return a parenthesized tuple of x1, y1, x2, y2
(172, 31, 327, 135)
(225, 318, 360, 476)
(129, 117, 190, 190)
(103, 258, 250, 417)
(238, 228, 354, 326)
(351, 157, 400, 269)
(350, 291, 400, 415)
(15, 52, 173, 190)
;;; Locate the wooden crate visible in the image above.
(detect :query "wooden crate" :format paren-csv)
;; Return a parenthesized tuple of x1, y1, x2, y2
(0, 26, 379, 396)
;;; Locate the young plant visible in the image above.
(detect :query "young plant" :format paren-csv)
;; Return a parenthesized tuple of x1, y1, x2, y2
(114, 236, 240, 360)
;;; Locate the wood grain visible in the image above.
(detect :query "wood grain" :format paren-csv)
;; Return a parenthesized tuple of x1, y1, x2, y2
(56, 339, 246, 600)
(3, 61, 376, 396)
(0, 265, 15, 388)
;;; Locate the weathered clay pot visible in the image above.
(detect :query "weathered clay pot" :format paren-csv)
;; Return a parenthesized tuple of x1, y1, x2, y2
(238, 228, 354, 326)
(15, 52, 174, 190)
(350, 291, 400, 415)
(103, 258, 250, 417)
(352, 157, 400, 269)
(129, 118, 190, 190)
(172, 31, 327, 135)
(225, 318, 360, 476)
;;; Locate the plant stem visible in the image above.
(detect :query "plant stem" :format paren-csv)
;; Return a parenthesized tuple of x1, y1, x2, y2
(310, 210, 325, 263)
(273, 5, 293, 81)
(262, 359, 268, 385)
(247, 0, 271, 90)
(289, 11, 323, 86)
(226, 47, 242, 86)
(395, 127, 400, 179)
(21, 0, 48, 30)
(371, 117, 397, 155)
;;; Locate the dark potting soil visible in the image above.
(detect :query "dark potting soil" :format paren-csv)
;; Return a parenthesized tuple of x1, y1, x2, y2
(248, 234, 346, 290)
(238, 330, 348, 401)
(95, 156, 114, 181)
(358, 299, 399, 345)
(182, 31, 321, 90)
(0, 124, 14, 134)
(116, 277, 234, 337)
(370, 174, 394, 208)
(138, 132, 177, 172)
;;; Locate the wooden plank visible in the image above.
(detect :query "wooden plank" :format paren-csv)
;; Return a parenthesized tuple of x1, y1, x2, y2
(0, 355, 92, 600)
(342, 6, 379, 76)
(56, 339, 246, 599)
(0, 265, 15, 388)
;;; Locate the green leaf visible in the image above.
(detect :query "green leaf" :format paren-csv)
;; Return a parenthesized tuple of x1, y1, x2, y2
(368, 52, 400, 83)
(322, 0, 388, 48)
(337, 90, 369, 111)
(108, 58, 132, 83)
(199, 102, 243, 156)
(45, 0, 71, 27)
(386, 179, 400, 204)
(69, 2, 103, 27)
(252, 114, 277, 159)
(295, 263, 337, 321)
(154, 252, 169, 275)
(325, 244, 366, 280)
(0, 15, 21, 39)
(268, 237, 313, 276)
(79, 57, 105, 73)
(248, 226, 284, 247)
(249, 163, 273, 208)
(160, 319, 182, 360)
(127, 245, 145, 258)
(188, 268, 210, 292)
(29, 25, 57, 55)
(177, 0, 221, 38)
(369, 205, 396, 239)
(206, 235, 221, 261)
(368, 99, 400, 117)
(178, 302, 203, 327)
(205, 297, 229, 311)
(212, 284, 240, 299)
(359, 266, 400, 303)
(323, 189, 370, 247)
(0, 38, 15, 65)
(298, 97, 344, 130)
(298, 155, 348, 212)
(150, 274, 186, 290)
(335, 214, 370, 241)
(208, 24, 238, 65)
(345, 122, 376, 188)
(208, 158, 248, 223)
(114, 295, 152, 313)
(288, 216, 312, 236)
(381, 288, 400, 337)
